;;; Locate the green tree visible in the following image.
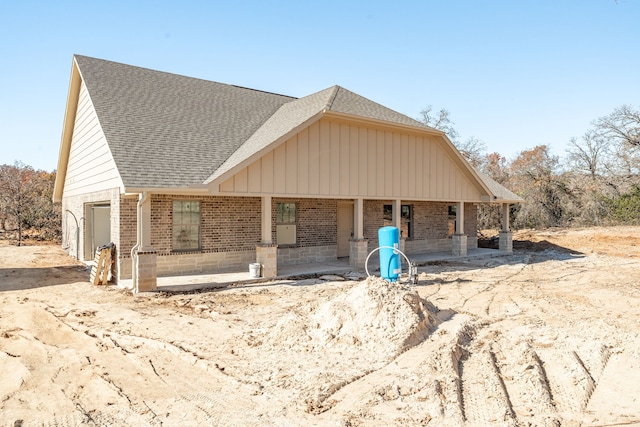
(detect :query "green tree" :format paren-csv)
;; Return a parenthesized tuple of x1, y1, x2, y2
(607, 186, 640, 225)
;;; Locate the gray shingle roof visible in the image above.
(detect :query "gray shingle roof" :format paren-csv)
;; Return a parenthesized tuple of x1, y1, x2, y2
(205, 86, 338, 183)
(206, 86, 436, 183)
(475, 170, 524, 202)
(329, 86, 428, 128)
(75, 55, 294, 188)
(73, 55, 520, 203)
(75, 55, 436, 189)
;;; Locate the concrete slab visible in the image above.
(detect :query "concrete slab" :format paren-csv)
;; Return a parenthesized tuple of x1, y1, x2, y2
(120, 248, 507, 293)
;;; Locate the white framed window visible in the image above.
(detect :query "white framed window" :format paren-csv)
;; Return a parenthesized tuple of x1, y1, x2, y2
(276, 202, 296, 224)
(276, 202, 296, 245)
(173, 200, 201, 250)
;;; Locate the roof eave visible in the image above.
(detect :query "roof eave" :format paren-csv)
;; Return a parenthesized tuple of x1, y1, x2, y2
(52, 57, 82, 203)
(322, 110, 445, 136)
(123, 185, 209, 196)
(206, 111, 326, 191)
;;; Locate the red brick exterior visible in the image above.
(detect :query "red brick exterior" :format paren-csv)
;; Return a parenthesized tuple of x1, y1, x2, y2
(272, 198, 338, 247)
(119, 196, 137, 259)
(112, 194, 478, 277)
(148, 194, 262, 255)
(363, 200, 477, 241)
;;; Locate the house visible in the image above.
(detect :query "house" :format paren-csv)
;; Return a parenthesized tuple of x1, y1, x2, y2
(53, 55, 522, 292)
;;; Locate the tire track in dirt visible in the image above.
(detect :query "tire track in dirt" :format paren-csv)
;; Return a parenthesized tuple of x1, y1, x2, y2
(459, 346, 516, 426)
(318, 312, 474, 425)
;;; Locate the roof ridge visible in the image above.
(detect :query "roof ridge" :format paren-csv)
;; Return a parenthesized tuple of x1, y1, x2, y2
(231, 84, 296, 100)
(323, 85, 340, 112)
(74, 54, 297, 100)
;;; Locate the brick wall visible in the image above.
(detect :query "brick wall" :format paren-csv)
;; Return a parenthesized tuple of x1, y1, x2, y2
(278, 245, 337, 265)
(147, 194, 262, 255)
(61, 188, 121, 261)
(363, 200, 478, 254)
(464, 203, 478, 237)
(272, 198, 338, 247)
(364, 200, 452, 241)
(114, 195, 480, 279)
(119, 195, 137, 257)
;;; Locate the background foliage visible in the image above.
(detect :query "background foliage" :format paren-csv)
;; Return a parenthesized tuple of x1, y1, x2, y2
(420, 104, 640, 230)
(0, 162, 61, 245)
(1, 105, 638, 245)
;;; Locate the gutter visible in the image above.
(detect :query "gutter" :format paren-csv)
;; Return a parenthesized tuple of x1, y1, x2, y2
(130, 191, 149, 292)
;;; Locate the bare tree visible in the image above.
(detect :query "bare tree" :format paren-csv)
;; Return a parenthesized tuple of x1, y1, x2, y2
(0, 162, 34, 245)
(0, 162, 60, 245)
(566, 130, 609, 180)
(509, 145, 570, 228)
(593, 104, 640, 148)
(456, 136, 487, 169)
(418, 105, 487, 167)
(418, 105, 459, 142)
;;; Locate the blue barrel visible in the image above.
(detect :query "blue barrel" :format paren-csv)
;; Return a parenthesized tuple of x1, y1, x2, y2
(378, 226, 400, 282)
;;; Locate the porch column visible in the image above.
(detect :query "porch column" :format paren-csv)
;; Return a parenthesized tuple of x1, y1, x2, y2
(391, 199, 406, 254)
(392, 199, 401, 229)
(261, 195, 273, 244)
(350, 198, 368, 270)
(257, 195, 277, 278)
(499, 203, 513, 253)
(135, 192, 157, 292)
(139, 193, 153, 251)
(452, 201, 467, 257)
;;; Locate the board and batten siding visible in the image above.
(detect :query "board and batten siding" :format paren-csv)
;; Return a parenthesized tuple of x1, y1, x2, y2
(219, 118, 484, 201)
(63, 81, 122, 198)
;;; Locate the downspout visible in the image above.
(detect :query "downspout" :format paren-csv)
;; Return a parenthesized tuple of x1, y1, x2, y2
(131, 192, 149, 292)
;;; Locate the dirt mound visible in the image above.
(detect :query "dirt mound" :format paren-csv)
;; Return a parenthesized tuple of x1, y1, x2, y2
(268, 276, 438, 357)
(238, 276, 439, 414)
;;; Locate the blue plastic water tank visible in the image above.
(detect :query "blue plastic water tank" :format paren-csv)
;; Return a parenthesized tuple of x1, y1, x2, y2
(378, 226, 400, 281)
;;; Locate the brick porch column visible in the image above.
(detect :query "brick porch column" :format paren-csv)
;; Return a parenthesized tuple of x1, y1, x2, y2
(135, 250, 157, 292)
(349, 239, 368, 270)
(452, 234, 468, 257)
(499, 231, 513, 253)
(256, 244, 278, 278)
(256, 196, 278, 278)
(134, 192, 157, 292)
(452, 201, 467, 256)
(500, 203, 513, 253)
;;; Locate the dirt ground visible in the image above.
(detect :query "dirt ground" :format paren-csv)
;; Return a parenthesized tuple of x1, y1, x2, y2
(1, 227, 640, 426)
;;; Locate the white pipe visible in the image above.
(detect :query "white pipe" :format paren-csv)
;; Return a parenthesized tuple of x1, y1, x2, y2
(364, 245, 414, 280)
(131, 192, 149, 292)
(65, 210, 80, 260)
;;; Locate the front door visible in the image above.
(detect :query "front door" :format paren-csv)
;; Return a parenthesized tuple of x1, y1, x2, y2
(337, 203, 354, 258)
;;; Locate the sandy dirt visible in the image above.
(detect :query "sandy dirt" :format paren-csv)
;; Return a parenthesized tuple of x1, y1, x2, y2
(1, 227, 640, 426)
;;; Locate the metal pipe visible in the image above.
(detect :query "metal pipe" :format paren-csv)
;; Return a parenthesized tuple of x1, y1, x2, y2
(65, 210, 80, 260)
(364, 245, 418, 285)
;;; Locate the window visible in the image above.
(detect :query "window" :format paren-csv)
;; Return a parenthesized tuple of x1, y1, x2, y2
(401, 205, 413, 239)
(173, 200, 201, 250)
(383, 204, 413, 239)
(276, 202, 296, 224)
(276, 202, 296, 245)
(448, 205, 456, 236)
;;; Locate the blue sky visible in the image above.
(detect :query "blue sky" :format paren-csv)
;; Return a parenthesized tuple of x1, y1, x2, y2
(1, 0, 638, 172)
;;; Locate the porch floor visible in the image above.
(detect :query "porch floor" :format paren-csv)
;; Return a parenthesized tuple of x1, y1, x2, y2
(120, 247, 506, 293)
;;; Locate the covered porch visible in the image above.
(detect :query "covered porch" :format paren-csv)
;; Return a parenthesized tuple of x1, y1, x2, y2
(129, 193, 515, 293)
(123, 246, 506, 293)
